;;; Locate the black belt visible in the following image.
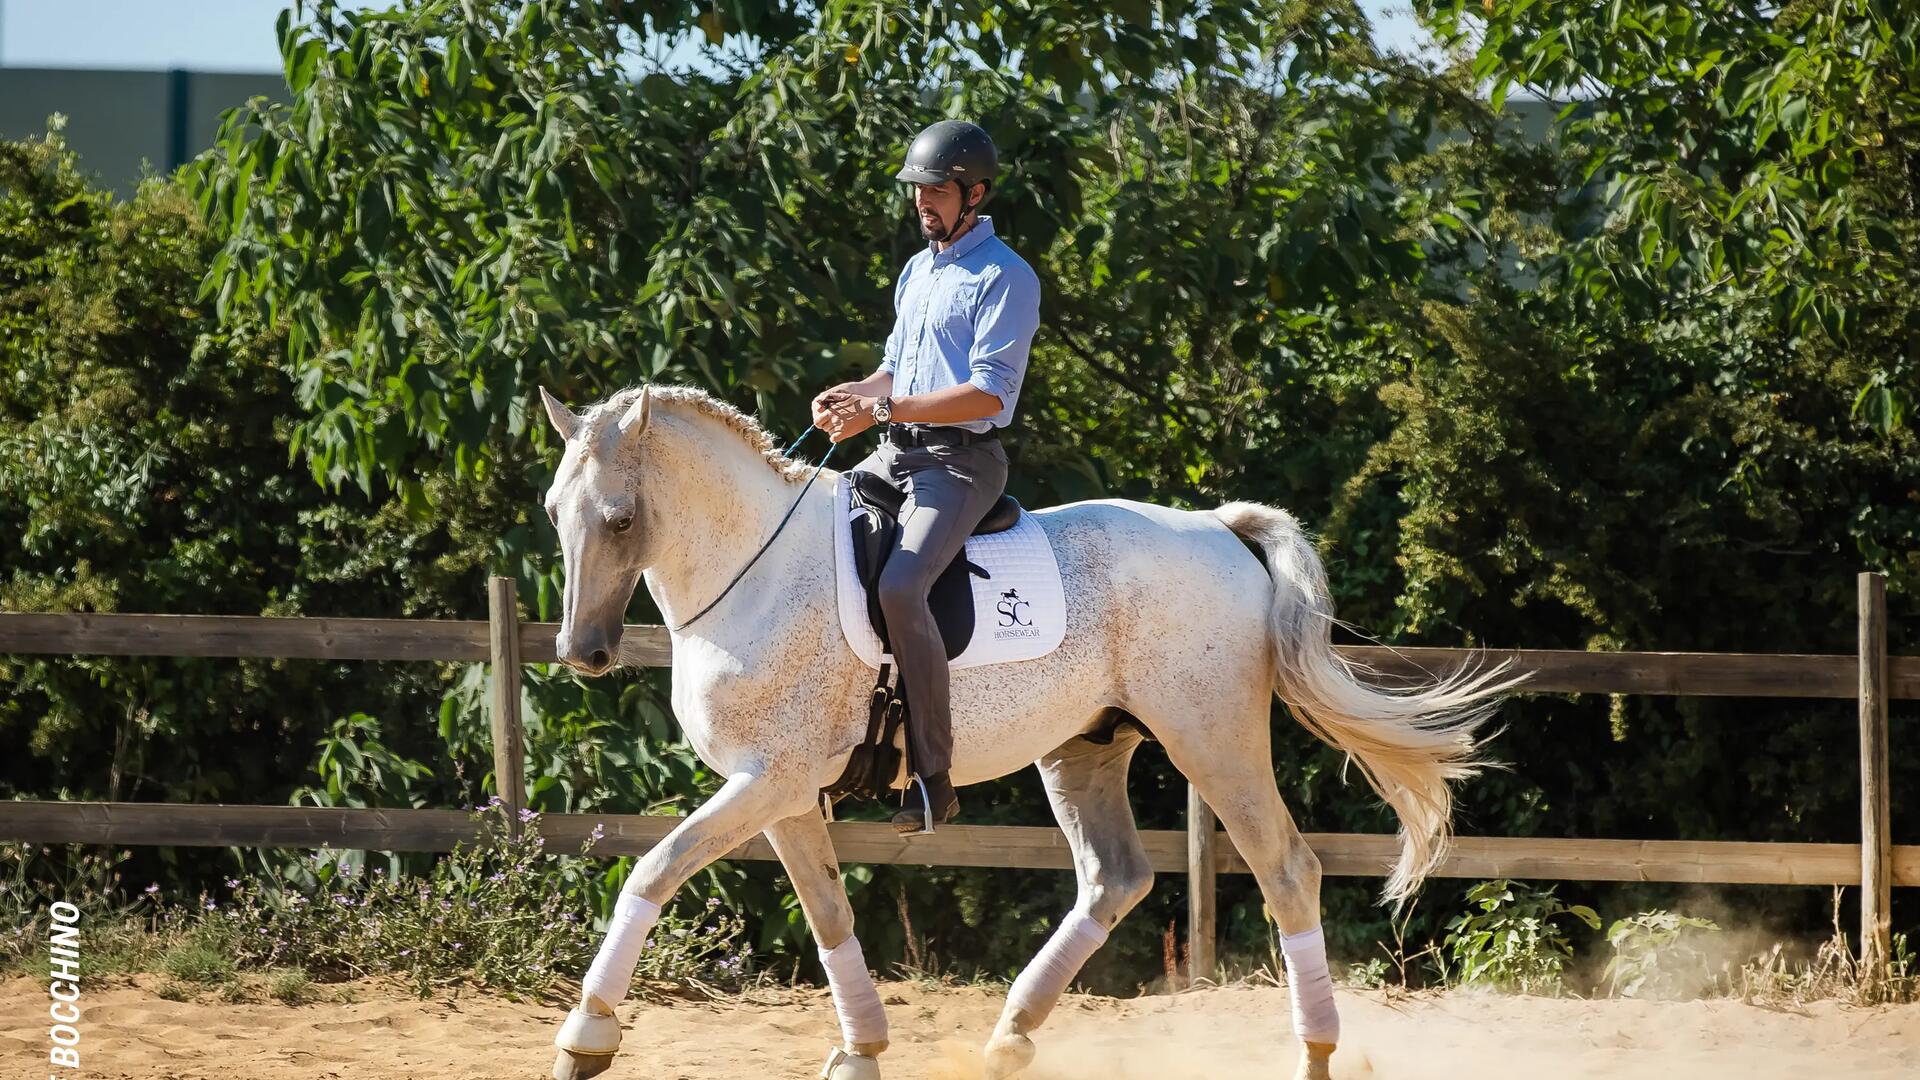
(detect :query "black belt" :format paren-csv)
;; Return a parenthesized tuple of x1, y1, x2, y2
(883, 423, 996, 449)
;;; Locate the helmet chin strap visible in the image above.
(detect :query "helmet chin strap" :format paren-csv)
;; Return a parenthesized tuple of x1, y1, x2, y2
(928, 183, 982, 244)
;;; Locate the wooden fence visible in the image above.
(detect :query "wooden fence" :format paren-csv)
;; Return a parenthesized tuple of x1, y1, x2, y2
(1, 573, 1914, 977)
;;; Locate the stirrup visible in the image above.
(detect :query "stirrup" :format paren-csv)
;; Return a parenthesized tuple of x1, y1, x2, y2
(892, 774, 935, 837)
(820, 1047, 882, 1080)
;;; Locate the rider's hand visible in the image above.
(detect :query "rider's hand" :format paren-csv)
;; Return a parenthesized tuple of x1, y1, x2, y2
(823, 394, 877, 443)
(811, 382, 857, 430)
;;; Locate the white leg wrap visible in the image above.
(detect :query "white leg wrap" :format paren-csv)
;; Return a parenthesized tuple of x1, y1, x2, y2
(818, 936, 889, 1047)
(1005, 909, 1108, 1025)
(1280, 925, 1340, 1045)
(580, 892, 662, 1013)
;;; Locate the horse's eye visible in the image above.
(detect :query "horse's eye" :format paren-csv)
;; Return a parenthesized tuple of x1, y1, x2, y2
(613, 516, 633, 533)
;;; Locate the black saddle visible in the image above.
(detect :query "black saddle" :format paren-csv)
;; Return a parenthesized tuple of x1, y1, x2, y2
(847, 469, 1023, 659)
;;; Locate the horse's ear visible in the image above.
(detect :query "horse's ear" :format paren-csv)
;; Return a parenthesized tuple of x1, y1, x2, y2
(616, 385, 652, 442)
(540, 386, 581, 443)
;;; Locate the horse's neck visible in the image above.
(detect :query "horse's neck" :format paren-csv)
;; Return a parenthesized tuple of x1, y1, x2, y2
(637, 413, 816, 630)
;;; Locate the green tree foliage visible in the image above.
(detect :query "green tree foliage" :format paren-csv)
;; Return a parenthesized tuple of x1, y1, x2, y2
(191, 0, 1465, 511)
(1419, 0, 1920, 429)
(0, 130, 442, 810)
(0, 131, 726, 918)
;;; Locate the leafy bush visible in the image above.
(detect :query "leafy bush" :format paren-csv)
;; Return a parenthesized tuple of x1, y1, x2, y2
(1442, 879, 1600, 995)
(1604, 910, 1724, 1000)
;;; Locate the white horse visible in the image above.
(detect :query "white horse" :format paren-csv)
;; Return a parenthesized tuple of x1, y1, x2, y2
(539, 383, 1521, 1080)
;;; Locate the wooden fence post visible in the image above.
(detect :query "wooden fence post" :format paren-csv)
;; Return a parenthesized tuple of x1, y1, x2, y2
(1187, 783, 1217, 984)
(488, 576, 527, 840)
(1859, 571, 1890, 977)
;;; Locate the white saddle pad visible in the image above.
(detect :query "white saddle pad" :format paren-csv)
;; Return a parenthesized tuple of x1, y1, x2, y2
(833, 474, 1066, 670)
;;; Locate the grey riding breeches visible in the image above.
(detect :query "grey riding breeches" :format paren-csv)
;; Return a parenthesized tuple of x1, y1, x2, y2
(848, 433, 1009, 779)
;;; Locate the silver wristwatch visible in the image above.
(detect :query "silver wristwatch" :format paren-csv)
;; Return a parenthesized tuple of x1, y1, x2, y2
(873, 396, 892, 425)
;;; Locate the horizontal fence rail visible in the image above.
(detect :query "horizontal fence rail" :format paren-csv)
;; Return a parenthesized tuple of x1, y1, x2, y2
(0, 612, 673, 667)
(0, 613, 1913, 698)
(9, 802, 1916, 888)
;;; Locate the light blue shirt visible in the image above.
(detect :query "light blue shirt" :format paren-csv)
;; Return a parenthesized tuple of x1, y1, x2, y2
(877, 215, 1041, 432)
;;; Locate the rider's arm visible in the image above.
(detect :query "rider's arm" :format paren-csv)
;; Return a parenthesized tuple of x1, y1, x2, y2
(840, 370, 895, 397)
(887, 383, 1001, 424)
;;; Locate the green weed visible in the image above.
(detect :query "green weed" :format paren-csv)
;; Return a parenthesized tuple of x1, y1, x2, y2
(1442, 879, 1600, 995)
(267, 967, 314, 1005)
(1604, 910, 1723, 999)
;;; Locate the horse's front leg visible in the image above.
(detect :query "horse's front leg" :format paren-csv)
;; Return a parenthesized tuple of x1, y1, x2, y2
(763, 810, 889, 1080)
(553, 771, 810, 1080)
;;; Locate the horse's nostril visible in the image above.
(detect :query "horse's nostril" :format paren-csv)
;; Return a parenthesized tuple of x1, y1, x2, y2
(589, 648, 610, 670)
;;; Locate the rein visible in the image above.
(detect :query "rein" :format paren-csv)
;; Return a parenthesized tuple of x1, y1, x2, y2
(668, 427, 837, 634)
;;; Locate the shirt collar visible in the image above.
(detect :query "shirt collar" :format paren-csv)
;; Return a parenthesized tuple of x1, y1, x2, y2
(929, 214, 995, 263)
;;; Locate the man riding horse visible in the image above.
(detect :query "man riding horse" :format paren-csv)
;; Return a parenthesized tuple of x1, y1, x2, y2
(542, 118, 1520, 1080)
(811, 119, 1042, 835)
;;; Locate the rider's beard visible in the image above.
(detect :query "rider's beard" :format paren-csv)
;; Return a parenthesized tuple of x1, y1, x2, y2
(919, 210, 950, 243)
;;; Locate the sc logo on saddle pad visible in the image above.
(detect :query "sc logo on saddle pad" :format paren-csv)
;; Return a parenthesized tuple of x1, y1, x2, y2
(834, 475, 1066, 670)
(995, 589, 1040, 638)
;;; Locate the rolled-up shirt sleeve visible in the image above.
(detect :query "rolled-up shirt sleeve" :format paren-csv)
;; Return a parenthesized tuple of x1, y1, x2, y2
(966, 264, 1040, 408)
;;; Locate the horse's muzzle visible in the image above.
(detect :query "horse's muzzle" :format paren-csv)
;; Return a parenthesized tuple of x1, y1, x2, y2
(556, 625, 620, 676)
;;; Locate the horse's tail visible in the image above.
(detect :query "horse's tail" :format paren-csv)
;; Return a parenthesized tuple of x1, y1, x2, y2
(1213, 500, 1527, 906)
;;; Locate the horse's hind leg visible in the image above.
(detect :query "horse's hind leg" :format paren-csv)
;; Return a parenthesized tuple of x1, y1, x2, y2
(982, 728, 1153, 1080)
(763, 809, 890, 1080)
(1150, 695, 1338, 1080)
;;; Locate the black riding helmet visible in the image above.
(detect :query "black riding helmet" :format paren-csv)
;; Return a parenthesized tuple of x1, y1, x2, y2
(895, 120, 998, 211)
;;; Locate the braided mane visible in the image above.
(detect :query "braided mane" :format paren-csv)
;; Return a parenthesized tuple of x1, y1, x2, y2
(581, 384, 815, 484)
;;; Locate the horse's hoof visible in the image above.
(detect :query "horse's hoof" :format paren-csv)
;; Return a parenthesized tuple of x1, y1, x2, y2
(1294, 1041, 1335, 1080)
(820, 1046, 882, 1079)
(552, 1049, 616, 1080)
(981, 1031, 1035, 1080)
